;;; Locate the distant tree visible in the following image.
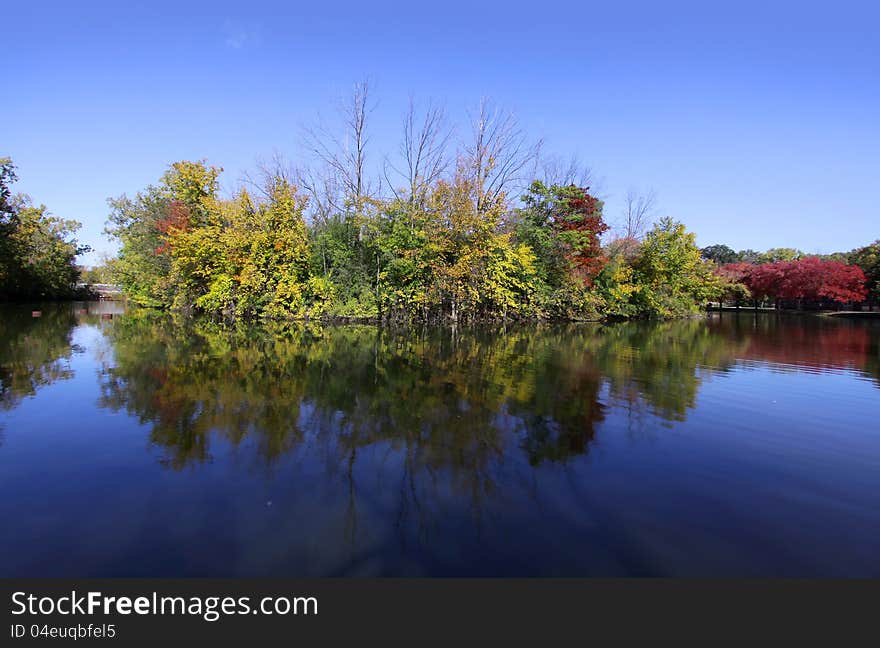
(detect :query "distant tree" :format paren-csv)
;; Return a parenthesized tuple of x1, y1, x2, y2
(723, 258, 867, 308)
(737, 249, 761, 264)
(0, 157, 17, 216)
(106, 160, 222, 307)
(781, 257, 866, 304)
(464, 99, 541, 216)
(714, 262, 753, 306)
(384, 98, 451, 214)
(0, 158, 19, 290)
(700, 244, 739, 265)
(303, 80, 377, 210)
(848, 241, 880, 306)
(758, 247, 803, 263)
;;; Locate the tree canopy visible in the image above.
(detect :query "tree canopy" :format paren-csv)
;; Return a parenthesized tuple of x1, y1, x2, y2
(1, 157, 89, 300)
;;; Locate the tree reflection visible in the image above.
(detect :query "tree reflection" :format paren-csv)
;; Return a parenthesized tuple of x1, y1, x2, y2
(590, 319, 746, 422)
(0, 306, 80, 412)
(707, 312, 880, 385)
(96, 312, 880, 475)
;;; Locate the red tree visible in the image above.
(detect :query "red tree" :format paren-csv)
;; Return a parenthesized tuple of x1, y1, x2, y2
(719, 257, 867, 306)
(553, 185, 609, 285)
(782, 257, 867, 303)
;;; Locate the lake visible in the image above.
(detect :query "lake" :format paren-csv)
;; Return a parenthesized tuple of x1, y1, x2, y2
(1, 303, 878, 576)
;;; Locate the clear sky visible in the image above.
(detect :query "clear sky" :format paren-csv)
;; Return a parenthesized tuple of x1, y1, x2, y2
(5, 0, 878, 264)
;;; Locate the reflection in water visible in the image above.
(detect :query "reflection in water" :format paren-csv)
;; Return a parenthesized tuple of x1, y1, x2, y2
(98, 316, 610, 472)
(1, 304, 879, 576)
(707, 312, 880, 381)
(0, 306, 79, 413)
(96, 315, 742, 470)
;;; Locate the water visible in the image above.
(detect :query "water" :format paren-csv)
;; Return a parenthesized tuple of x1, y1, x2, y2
(1, 303, 878, 577)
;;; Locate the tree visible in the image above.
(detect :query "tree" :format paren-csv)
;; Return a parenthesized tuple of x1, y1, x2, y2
(758, 247, 802, 263)
(532, 153, 593, 189)
(701, 244, 740, 265)
(848, 241, 880, 306)
(737, 249, 761, 264)
(621, 188, 656, 240)
(0, 157, 19, 291)
(96, 91, 743, 323)
(302, 80, 377, 212)
(780, 257, 866, 305)
(385, 98, 451, 216)
(517, 182, 608, 286)
(632, 217, 725, 317)
(464, 99, 541, 216)
(0, 158, 88, 300)
(106, 160, 222, 308)
(0, 157, 18, 217)
(721, 258, 867, 308)
(714, 262, 753, 306)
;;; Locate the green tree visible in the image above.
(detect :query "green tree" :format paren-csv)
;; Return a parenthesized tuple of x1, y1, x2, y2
(0, 158, 88, 300)
(632, 217, 725, 317)
(848, 241, 880, 305)
(700, 244, 739, 265)
(758, 247, 803, 263)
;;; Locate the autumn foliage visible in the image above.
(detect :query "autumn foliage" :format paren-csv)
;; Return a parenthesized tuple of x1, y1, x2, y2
(718, 257, 867, 305)
(552, 186, 609, 285)
(154, 201, 191, 255)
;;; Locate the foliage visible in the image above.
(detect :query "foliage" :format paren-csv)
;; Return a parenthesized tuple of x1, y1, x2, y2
(514, 181, 609, 317)
(104, 159, 741, 320)
(630, 218, 725, 318)
(848, 241, 880, 303)
(700, 245, 805, 266)
(758, 247, 803, 264)
(719, 257, 868, 305)
(700, 244, 740, 265)
(0, 158, 88, 300)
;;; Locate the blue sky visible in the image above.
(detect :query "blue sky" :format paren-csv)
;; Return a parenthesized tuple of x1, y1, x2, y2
(5, 0, 878, 264)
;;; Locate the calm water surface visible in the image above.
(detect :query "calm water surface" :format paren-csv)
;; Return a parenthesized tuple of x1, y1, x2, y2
(1, 303, 878, 576)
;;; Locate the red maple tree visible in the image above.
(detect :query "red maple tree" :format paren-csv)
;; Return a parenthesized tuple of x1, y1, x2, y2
(553, 186, 609, 285)
(719, 257, 867, 305)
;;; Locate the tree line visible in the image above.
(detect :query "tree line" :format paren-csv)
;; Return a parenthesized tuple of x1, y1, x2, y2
(702, 242, 879, 309)
(104, 87, 727, 321)
(4, 86, 876, 317)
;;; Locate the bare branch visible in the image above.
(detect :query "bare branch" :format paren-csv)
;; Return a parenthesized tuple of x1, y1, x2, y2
(535, 153, 593, 188)
(464, 99, 541, 214)
(301, 80, 378, 211)
(242, 150, 299, 201)
(386, 97, 451, 208)
(620, 187, 657, 240)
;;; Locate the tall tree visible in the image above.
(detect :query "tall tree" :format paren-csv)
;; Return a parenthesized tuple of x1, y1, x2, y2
(464, 99, 541, 216)
(621, 187, 656, 241)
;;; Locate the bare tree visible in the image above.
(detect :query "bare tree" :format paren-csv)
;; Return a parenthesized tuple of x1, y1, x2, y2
(534, 152, 593, 188)
(464, 99, 542, 214)
(296, 162, 342, 227)
(242, 150, 298, 202)
(384, 98, 451, 211)
(302, 80, 377, 211)
(620, 187, 656, 240)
